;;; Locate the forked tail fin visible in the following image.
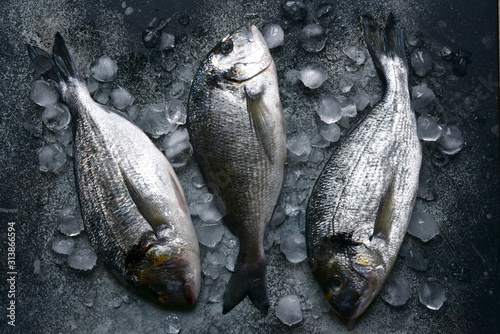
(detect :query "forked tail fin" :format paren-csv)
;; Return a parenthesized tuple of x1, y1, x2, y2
(363, 14, 408, 79)
(222, 256, 269, 315)
(27, 32, 82, 86)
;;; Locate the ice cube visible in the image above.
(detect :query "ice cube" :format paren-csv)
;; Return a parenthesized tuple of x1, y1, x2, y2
(135, 103, 174, 138)
(30, 80, 59, 107)
(57, 205, 85, 237)
(412, 84, 436, 114)
(177, 65, 195, 82)
(354, 89, 370, 111)
(418, 174, 436, 201)
(38, 143, 67, 172)
(86, 76, 99, 94)
(23, 121, 43, 138)
(195, 193, 225, 223)
(436, 125, 464, 155)
(169, 82, 185, 98)
(344, 45, 366, 65)
(316, 96, 342, 124)
(67, 245, 97, 271)
(408, 210, 440, 242)
(340, 104, 357, 118)
(91, 55, 118, 82)
(310, 149, 325, 164)
(300, 24, 327, 53)
(270, 205, 286, 227)
(418, 278, 446, 310)
(318, 122, 341, 142)
(338, 75, 354, 93)
(380, 273, 411, 306)
(411, 49, 433, 77)
(196, 221, 224, 248)
(282, 0, 307, 21)
(162, 128, 193, 168)
(407, 246, 429, 271)
(93, 83, 111, 104)
(280, 233, 307, 263)
(82, 287, 97, 307)
(262, 23, 284, 49)
(276, 295, 303, 326)
(42, 102, 71, 131)
(124, 7, 133, 15)
(127, 104, 141, 120)
(299, 64, 328, 89)
(191, 176, 205, 189)
(110, 297, 123, 308)
(55, 126, 73, 145)
(417, 115, 442, 141)
(110, 86, 135, 110)
(165, 314, 181, 334)
(286, 133, 312, 162)
(167, 99, 187, 125)
(202, 250, 226, 279)
(314, 3, 337, 26)
(158, 32, 175, 51)
(52, 237, 75, 255)
(207, 279, 225, 303)
(310, 129, 330, 148)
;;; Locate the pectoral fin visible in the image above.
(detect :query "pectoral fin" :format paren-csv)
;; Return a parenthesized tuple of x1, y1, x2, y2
(372, 176, 397, 241)
(120, 167, 170, 231)
(246, 86, 274, 162)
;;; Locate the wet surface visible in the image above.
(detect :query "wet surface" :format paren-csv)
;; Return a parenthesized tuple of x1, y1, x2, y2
(0, 0, 498, 333)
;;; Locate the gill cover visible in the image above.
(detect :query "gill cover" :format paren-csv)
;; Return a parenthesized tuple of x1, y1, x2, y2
(211, 24, 272, 82)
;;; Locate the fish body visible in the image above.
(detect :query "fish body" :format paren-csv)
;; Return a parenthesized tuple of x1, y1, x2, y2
(27, 34, 201, 306)
(306, 15, 422, 319)
(187, 24, 286, 314)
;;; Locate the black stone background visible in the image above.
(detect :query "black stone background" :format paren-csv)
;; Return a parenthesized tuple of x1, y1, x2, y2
(0, 0, 498, 333)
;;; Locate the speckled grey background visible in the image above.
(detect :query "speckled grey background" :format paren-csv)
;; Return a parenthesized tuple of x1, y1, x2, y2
(0, 0, 498, 333)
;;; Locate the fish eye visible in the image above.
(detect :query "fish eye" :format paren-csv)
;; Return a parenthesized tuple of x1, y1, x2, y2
(330, 276, 343, 291)
(219, 40, 233, 54)
(150, 282, 164, 294)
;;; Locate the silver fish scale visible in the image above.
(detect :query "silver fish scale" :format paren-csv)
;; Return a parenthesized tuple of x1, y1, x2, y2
(189, 72, 278, 254)
(307, 56, 421, 270)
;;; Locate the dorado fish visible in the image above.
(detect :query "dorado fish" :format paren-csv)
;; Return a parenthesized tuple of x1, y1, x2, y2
(27, 34, 201, 306)
(305, 14, 422, 320)
(187, 24, 286, 314)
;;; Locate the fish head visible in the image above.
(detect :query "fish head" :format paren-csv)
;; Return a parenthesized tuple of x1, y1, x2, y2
(129, 243, 201, 306)
(208, 24, 272, 82)
(310, 241, 384, 319)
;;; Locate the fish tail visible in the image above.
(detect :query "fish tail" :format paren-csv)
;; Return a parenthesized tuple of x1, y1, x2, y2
(27, 32, 82, 86)
(363, 13, 408, 76)
(222, 255, 269, 315)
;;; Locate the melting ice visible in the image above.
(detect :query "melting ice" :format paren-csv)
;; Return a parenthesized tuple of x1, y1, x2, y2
(417, 115, 442, 141)
(286, 134, 312, 162)
(418, 278, 447, 310)
(30, 80, 58, 107)
(408, 210, 440, 242)
(380, 273, 411, 307)
(280, 233, 307, 263)
(162, 128, 193, 168)
(300, 24, 327, 53)
(262, 23, 284, 49)
(42, 102, 71, 131)
(436, 125, 464, 155)
(411, 49, 433, 77)
(276, 295, 303, 326)
(38, 143, 67, 172)
(316, 96, 342, 124)
(110, 86, 135, 110)
(299, 64, 328, 89)
(68, 245, 97, 271)
(91, 56, 118, 82)
(57, 205, 85, 237)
